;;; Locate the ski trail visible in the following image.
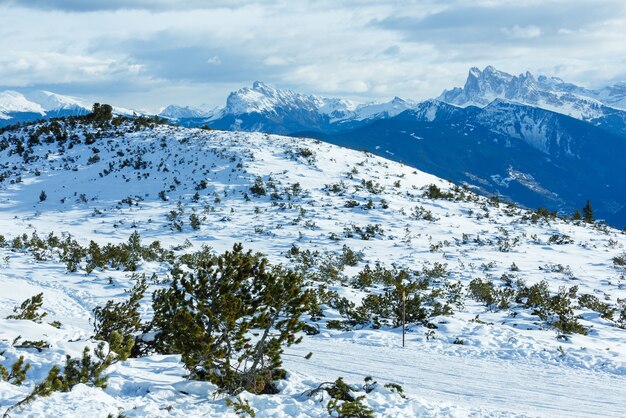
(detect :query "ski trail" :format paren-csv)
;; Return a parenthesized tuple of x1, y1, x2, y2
(286, 337, 626, 417)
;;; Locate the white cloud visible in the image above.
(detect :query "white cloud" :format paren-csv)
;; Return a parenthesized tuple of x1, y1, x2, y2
(0, 51, 139, 85)
(502, 24, 542, 39)
(0, 0, 624, 110)
(263, 56, 288, 66)
(207, 56, 222, 65)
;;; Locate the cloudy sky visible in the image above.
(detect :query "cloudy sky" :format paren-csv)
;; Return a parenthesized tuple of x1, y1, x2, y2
(0, 0, 625, 112)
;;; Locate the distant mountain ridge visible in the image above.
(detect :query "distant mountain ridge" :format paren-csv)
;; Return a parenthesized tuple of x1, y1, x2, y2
(159, 81, 417, 133)
(159, 104, 214, 119)
(156, 68, 626, 139)
(4, 66, 624, 131)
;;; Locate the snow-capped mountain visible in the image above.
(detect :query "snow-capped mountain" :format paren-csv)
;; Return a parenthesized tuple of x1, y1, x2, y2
(158, 71, 625, 137)
(24, 90, 89, 113)
(350, 96, 416, 121)
(159, 81, 417, 133)
(0, 90, 91, 115)
(438, 65, 626, 121)
(0, 90, 141, 127)
(435, 68, 626, 136)
(395, 98, 468, 122)
(0, 90, 46, 117)
(221, 81, 338, 116)
(594, 82, 626, 109)
(0, 90, 89, 126)
(221, 81, 416, 122)
(159, 104, 214, 119)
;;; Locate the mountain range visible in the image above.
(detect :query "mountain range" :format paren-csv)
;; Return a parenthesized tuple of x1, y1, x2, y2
(159, 81, 417, 134)
(156, 67, 626, 133)
(1, 66, 625, 226)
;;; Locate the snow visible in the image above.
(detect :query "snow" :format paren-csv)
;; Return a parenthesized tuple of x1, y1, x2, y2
(288, 337, 626, 417)
(594, 82, 626, 110)
(317, 98, 359, 116)
(1, 120, 626, 416)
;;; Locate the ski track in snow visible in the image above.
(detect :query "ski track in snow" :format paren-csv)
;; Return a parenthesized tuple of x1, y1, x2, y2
(288, 337, 626, 417)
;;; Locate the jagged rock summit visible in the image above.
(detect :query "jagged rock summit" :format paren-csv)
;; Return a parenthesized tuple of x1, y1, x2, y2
(438, 65, 626, 119)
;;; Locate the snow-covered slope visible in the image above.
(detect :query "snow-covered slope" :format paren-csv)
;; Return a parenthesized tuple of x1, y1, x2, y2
(438, 66, 626, 120)
(1, 120, 626, 416)
(476, 99, 584, 155)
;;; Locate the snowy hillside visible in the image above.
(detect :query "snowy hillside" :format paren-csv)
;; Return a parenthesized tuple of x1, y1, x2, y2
(307, 98, 626, 228)
(1, 117, 626, 416)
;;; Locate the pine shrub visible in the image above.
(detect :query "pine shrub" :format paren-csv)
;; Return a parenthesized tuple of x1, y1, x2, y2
(520, 283, 586, 335)
(583, 200, 594, 223)
(93, 277, 147, 359)
(225, 397, 256, 417)
(151, 244, 310, 394)
(0, 355, 31, 385)
(423, 184, 453, 200)
(6, 293, 47, 323)
(578, 294, 615, 320)
(305, 378, 375, 418)
(6, 342, 118, 415)
(468, 278, 514, 311)
(250, 177, 266, 196)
